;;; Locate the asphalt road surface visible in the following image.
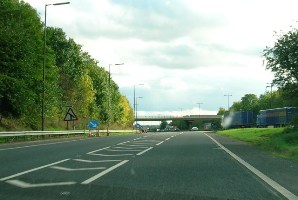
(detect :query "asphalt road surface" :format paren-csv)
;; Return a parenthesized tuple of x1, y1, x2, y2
(0, 131, 297, 200)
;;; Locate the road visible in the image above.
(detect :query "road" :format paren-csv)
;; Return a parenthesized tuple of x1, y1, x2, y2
(0, 131, 297, 200)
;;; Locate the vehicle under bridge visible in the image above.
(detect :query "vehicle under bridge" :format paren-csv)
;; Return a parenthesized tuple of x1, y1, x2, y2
(136, 115, 222, 130)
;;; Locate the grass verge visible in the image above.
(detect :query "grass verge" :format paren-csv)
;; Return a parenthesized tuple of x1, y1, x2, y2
(217, 128, 298, 162)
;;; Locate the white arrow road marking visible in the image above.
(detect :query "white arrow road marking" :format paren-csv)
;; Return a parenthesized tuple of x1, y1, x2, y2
(136, 147, 153, 156)
(87, 146, 111, 154)
(51, 166, 106, 171)
(105, 149, 141, 152)
(6, 179, 76, 188)
(81, 160, 129, 184)
(89, 153, 134, 156)
(73, 159, 121, 163)
(0, 159, 70, 181)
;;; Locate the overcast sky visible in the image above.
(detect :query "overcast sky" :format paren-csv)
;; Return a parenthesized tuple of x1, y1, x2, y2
(24, 0, 298, 116)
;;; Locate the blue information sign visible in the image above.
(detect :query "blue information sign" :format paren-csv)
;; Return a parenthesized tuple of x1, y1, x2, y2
(88, 120, 99, 129)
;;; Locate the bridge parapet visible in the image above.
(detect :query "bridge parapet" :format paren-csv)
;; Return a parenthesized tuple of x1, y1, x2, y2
(136, 115, 222, 121)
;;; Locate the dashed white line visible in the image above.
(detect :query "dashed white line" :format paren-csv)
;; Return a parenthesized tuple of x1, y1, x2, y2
(136, 147, 153, 156)
(81, 160, 129, 184)
(165, 138, 170, 141)
(156, 141, 164, 146)
(6, 179, 76, 188)
(204, 133, 298, 200)
(0, 159, 70, 181)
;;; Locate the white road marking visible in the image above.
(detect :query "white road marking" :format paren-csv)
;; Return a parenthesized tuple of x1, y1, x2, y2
(136, 147, 153, 156)
(204, 133, 298, 200)
(90, 153, 134, 156)
(117, 141, 130, 145)
(133, 137, 143, 141)
(122, 145, 148, 148)
(51, 166, 106, 171)
(156, 141, 164, 146)
(165, 138, 170, 141)
(73, 159, 121, 163)
(0, 139, 88, 151)
(81, 160, 129, 184)
(0, 159, 70, 181)
(87, 146, 111, 154)
(105, 149, 141, 152)
(113, 147, 143, 150)
(6, 179, 76, 188)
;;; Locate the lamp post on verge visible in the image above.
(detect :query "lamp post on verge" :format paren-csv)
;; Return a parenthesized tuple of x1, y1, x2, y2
(266, 83, 273, 109)
(224, 94, 232, 111)
(133, 84, 144, 124)
(196, 103, 203, 117)
(135, 96, 143, 127)
(107, 63, 124, 136)
(42, 2, 70, 131)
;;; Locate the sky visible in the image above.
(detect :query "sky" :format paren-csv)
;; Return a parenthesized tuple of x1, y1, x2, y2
(24, 0, 298, 117)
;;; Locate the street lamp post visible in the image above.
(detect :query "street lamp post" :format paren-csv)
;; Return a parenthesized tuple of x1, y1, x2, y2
(224, 94, 232, 111)
(133, 84, 144, 123)
(42, 2, 70, 131)
(197, 103, 203, 117)
(107, 63, 124, 136)
(266, 83, 273, 109)
(135, 96, 143, 126)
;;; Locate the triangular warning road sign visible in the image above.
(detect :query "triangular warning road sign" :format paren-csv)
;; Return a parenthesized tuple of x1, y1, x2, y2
(64, 108, 78, 121)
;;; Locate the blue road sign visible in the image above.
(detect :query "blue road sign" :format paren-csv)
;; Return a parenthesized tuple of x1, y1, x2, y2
(88, 120, 99, 129)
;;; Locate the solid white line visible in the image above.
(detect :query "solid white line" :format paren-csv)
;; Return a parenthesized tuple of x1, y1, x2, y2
(136, 147, 153, 156)
(113, 147, 142, 150)
(73, 159, 121, 163)
(81, 160, 129, 184)
(0, 139, 88, 151)
(6, 179, 76, 188)
(156, 141, 164, 146)
(87, 146, 111, 154)
(51, 166, 106, 171)
(0, 159, 70, 181)
(204, 133, 298, 200)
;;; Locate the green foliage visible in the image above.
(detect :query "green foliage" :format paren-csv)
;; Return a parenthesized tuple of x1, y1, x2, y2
(217, 128, 298, 161)
(0, 0, 133, 130)
(160, 120, 168, 130)
(263, 28, 298, 106)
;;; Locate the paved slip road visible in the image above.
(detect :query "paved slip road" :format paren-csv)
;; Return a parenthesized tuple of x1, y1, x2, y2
(0, 131, 297, 200)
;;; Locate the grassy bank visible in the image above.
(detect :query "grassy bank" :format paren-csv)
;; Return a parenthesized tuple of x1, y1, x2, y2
(217, 128, 298, 162)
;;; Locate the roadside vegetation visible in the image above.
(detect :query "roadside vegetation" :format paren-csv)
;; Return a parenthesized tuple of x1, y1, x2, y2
(217, 128, 298, 162)
(0, 0, 134, 131)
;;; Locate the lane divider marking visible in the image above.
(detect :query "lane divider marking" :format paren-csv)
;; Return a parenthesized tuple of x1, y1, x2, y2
(73, 159, 121, 163)
(6, 179, 76, 188)
(137, 147, 153, 156)
(50, 166, 106, 171)
(81, 160, 129, 184)
(87, 146, 111, 154)
(0, 159, 70, 181)
(204, 133, 298, 200)
(156, 141, 164, 146)
(89, 153, 134, 156)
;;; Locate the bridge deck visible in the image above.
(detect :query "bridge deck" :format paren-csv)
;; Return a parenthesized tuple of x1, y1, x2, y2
(136, 115, 222, 121)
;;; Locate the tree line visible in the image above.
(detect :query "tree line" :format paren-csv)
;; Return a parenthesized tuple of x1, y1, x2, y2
(0, 0, 134, 130)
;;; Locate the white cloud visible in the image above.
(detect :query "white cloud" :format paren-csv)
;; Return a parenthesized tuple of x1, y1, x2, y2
(24, 0, 298, 116)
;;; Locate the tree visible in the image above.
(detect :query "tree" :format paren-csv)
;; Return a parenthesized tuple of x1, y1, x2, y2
(217, 107, 226, 115)
(160, 120, 168, 130)
(263, 28, 298, 106)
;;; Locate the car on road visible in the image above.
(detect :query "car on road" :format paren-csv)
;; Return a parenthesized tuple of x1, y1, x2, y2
(190, 127, 199, 131)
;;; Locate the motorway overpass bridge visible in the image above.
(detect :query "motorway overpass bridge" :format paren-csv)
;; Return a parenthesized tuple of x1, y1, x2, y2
(136, 115, 222, 121)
